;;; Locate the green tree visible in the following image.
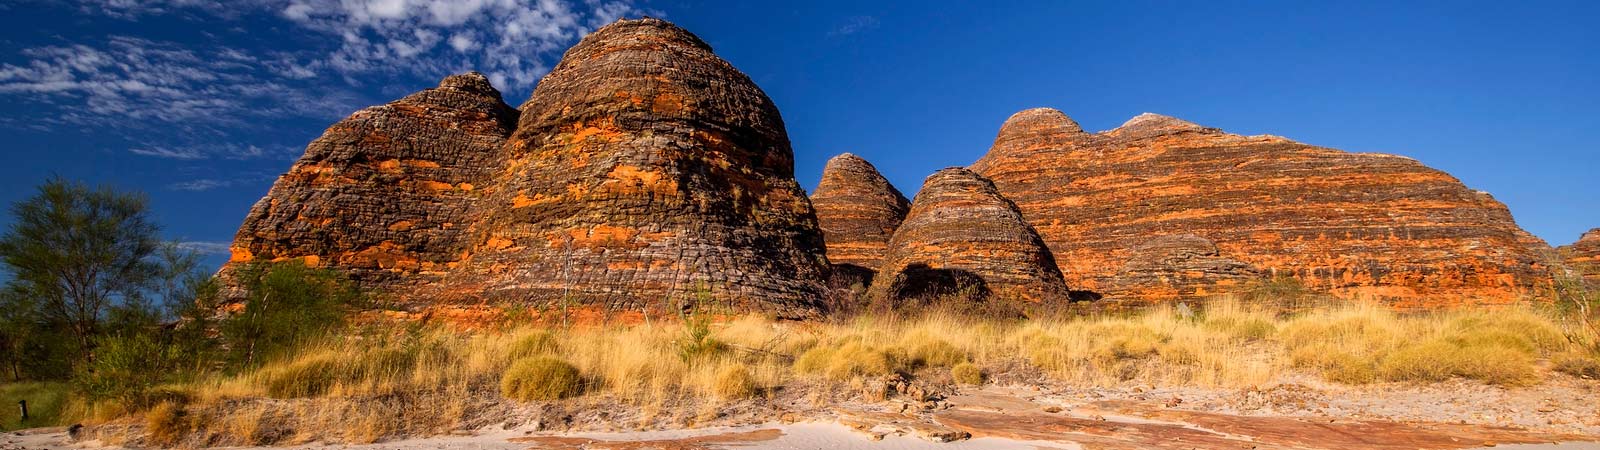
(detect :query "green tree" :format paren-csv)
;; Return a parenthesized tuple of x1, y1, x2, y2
(222, 262, 359, 368)
(0, 178, 160, 368)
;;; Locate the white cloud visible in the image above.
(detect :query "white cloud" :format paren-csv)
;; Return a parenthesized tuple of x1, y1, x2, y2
(275, 0, 642, 90)
(130, 146, 208, 159)
(175, 240, 233, 254)
(829, 15, 880, 37)
(131, 143, 298, 160)
(168, 179, 230, 191)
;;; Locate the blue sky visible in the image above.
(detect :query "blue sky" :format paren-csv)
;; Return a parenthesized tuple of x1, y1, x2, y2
(1, 0, 1596, 271)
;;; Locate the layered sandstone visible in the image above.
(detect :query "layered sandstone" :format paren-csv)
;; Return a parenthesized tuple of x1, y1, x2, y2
(868, 168, 1069, 307)
(972, 109, 1551, 306)
(811, 153, 911, 276)
(1113, 234, 1259, 301)
(438, 18, 830, 318)
(1560, 228, 1600, 285)
(222, 72, 517, 291)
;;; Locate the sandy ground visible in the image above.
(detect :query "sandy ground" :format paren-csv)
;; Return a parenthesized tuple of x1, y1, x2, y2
(5, 379, 1600, 449)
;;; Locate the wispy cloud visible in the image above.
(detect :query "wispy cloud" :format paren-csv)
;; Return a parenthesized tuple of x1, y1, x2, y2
(829, 15, 879, 37)
(132, 143, 299, 161)
(175, 240, 232, 254)
(168, 179, 231, 191)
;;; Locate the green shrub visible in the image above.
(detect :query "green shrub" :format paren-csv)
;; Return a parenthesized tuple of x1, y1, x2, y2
(222, 262, 359, 368)
(0, 382, 69, 430)
(951, 362, 984, 385)
(501, 357, 583, 401)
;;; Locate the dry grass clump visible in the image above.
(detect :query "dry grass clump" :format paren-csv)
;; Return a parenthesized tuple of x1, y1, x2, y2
(951, 362, 984, 385)
(144, 402, 189, 447)
(712, 364, 759, 399)
(501, 356, 583, 401)
(795, 340, 902, 380)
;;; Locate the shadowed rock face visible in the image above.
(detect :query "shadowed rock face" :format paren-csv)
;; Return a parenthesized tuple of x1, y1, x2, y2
(869, 168, 1070, 307)
(439, 18, 830, 318)
(1560, 228, 1600, 285)
(221, 72, 518, 291)
(811, 153, 911, 275)
(972, 108, 1552, 306)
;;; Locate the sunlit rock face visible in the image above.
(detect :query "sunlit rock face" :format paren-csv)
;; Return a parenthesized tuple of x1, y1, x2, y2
(221, 72, 518, 293)
(972, 108, 1553, 306)
(811, 153, 912, 279)
(437, 18, 831, 318)
(1560, 228, 1600, 286)
(868, 167, 1071, 309)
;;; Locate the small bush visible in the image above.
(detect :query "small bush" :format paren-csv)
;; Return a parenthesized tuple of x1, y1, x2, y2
(501, 357, 583, 401)
(145, 401, 189, 447)
(712, 364, 758, 399)
(951, 362, 984, 385)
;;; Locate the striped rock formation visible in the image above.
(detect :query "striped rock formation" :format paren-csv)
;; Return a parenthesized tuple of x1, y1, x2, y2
(811, 153, 911, 285)
(222, 72, 517, 291)
(1560, 228, 1600, 286)
(971, 108, 1552, 306)
(868, 168, 1070, 308)
(436, 18, 830, 318)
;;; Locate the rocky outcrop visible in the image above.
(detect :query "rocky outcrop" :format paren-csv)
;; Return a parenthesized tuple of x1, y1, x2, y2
(221, 72, 517, 291)
(972, 108, 1552, 306)
(868, 168, 1069, 308)
(1112, 234, 1259, 301)
(811, 153, 911, 277)
(436, 18, 830, 318)
(1560, 228, 1600, 285)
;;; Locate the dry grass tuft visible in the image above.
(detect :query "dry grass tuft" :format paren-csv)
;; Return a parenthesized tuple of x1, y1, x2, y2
(712, 364, 759, 399)
(951, 362, 984, 385)
(501, 356, 583, 401)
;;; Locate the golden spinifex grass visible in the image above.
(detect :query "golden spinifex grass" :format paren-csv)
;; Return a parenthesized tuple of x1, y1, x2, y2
(90, 299, 1600, 445)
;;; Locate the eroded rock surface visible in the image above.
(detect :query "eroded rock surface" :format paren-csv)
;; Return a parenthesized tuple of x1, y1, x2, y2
(971, 108, 1552, 306)
(868, 168, 1069, 307)
(1113, 234, 1259, 301)
(221, 72, 517, 292)
(438, 18, 830, 318)
(811, 153, 911, 280)
(1560, 228, 1600, 285)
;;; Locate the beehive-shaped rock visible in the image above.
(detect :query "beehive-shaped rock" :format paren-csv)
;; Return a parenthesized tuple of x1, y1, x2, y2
(1560, 228, 1600, 286)
(811, 153, 911, 274)
(440, 18, 830, 318)
(868, 168, 1070, 307)
(222, 72, 517, 291)
(972, 108, 1553, 306)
